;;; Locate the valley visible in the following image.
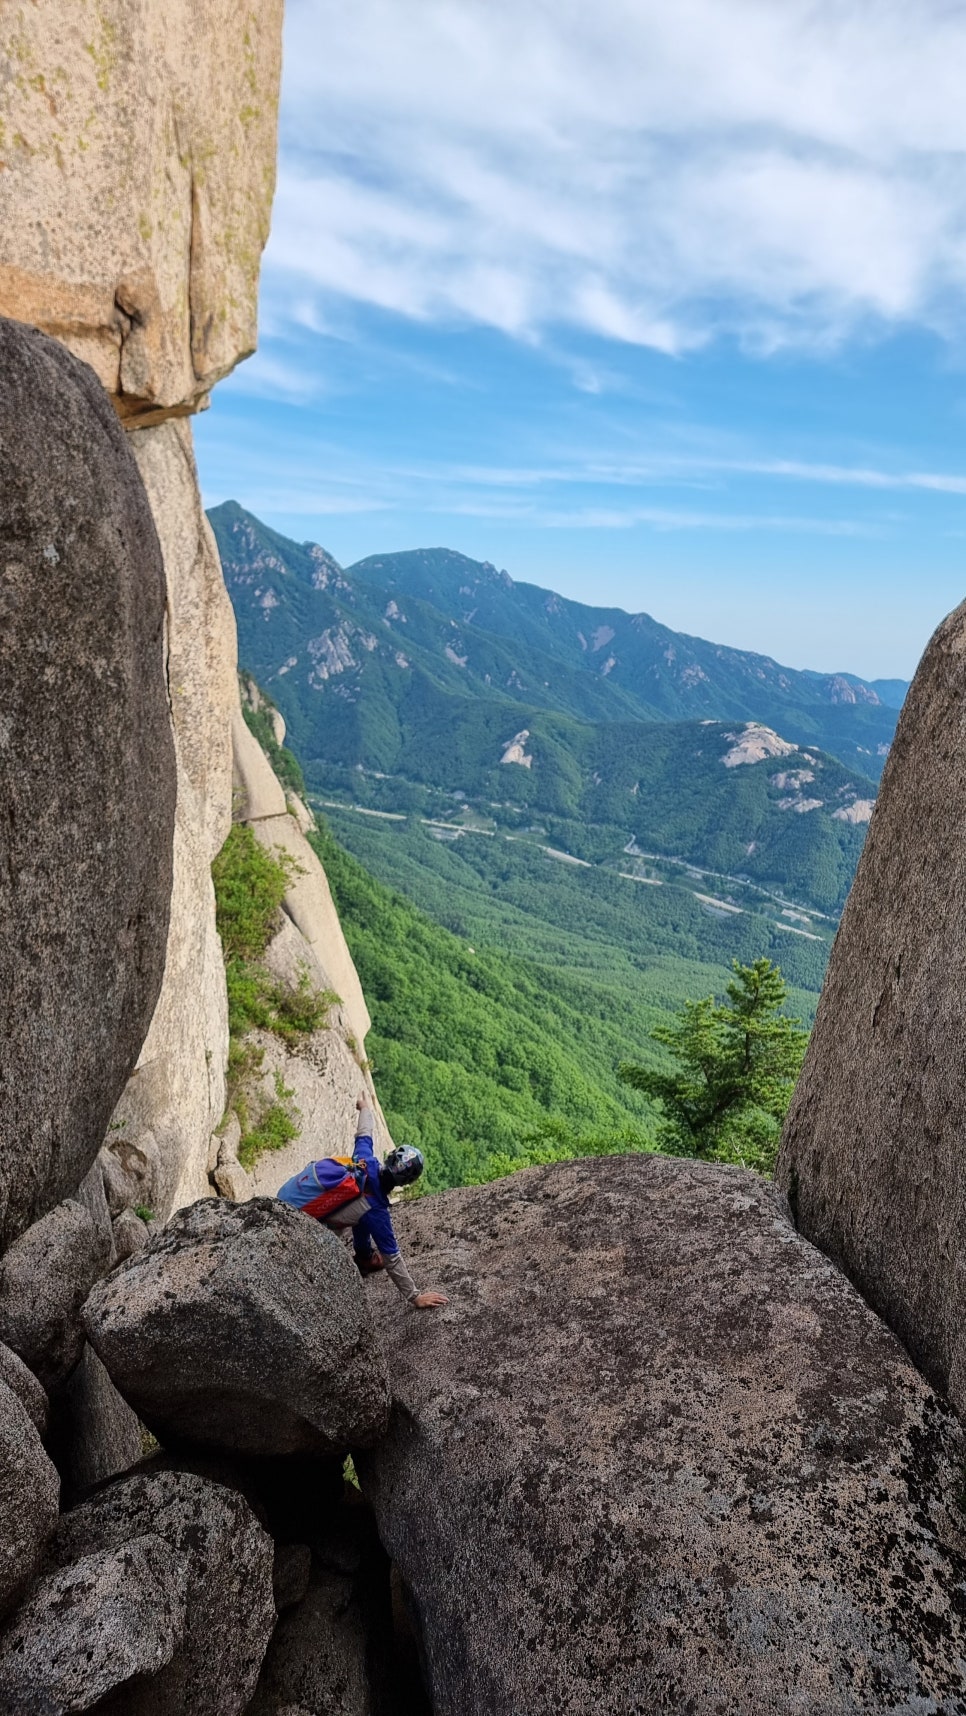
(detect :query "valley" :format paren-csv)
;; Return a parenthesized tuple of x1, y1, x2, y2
(213, 498, 903, 1179)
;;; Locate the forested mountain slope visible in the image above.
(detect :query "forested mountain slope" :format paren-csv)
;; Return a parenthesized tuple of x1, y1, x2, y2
(211, 501, 899, 777)
(212, 502, 879, 914)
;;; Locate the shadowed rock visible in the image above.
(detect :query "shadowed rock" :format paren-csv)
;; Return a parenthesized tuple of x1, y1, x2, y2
(0, 1534, 188, 1714)
(0, 318, 176, 1249)
(0, 1380, 59, 1622)
(0, 1342, 47, 1439)
(777, 601, 966, 1412)
(0, 1199, 111, 1391)
(49, 1346, 144, 1504)
(49, 1467, 275, 1716)
(360, 1156, 966, 1716)
(83, 1198, 391, 1457)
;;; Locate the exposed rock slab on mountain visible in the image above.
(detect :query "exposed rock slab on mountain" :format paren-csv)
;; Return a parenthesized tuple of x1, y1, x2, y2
(361, 1156, 966, 1716)
(110, 419, 235, 1217)
(0, 1379, 60, 1622)
(778, 600, 966, 1414)
(0, 320, 176, 1248)
(49, 1467, 275, 1716)
(0, 0, 283, 423)
(83, 1198, 391, 1457)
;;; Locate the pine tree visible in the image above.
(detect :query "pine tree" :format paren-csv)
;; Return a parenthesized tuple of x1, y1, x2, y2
(619, 957, 808, 1173)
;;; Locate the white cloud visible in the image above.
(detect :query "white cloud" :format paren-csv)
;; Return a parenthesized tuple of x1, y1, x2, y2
(267, 0, 966, 352)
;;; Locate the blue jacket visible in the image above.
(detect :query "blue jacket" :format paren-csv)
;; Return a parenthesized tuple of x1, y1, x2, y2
(276, 1130, 400, 1259)
(348, 1130, 401, 1260)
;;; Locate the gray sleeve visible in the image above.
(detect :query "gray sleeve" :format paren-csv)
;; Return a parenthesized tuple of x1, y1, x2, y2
(355, 1104, 376, 1138)
(382, 1249, 421, 1302)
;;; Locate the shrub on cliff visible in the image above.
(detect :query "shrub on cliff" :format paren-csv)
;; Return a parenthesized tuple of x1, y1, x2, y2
(619, 957, 808, 1173)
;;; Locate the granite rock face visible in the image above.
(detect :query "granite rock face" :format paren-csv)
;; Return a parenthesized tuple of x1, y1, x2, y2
(0, 1342, 48, 1439)
(0, 0, 284, 423)
(361, 1156, 966, 1716)
(110, 420, 235, 1215)
(0, 1199, 111, 1391)
(0, 1534, 189, 1715)
(0, 319, 176, 1248)
(83, 1198, 391, 1457)
(778, 601, 966, 1413)
(0, 1380, 60, 1622)
(49, 1346, 144, 1503)
(246, 1567, 380, 1716)
(49, 1467, 275, 1716)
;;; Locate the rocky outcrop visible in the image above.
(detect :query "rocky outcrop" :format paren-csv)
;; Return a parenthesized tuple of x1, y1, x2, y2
(0, 1343, 48, 1439)
(0, 1381, 59, 1621)
(50, 1346, 144, 1502)
(361, 1156, 966, 1715)
(110, 421, 236, 1215)
(84, 1198, 391, 1457)
(247, 1566, 382, 1716)
(0, 1534, 189, 1714)
(777, 601, 966, 1413)
(0, 0, 284, 424)
(0, 319, 176, 1249)
(46, 1467, 276, 1715)
(0, 1199, 111, 1392)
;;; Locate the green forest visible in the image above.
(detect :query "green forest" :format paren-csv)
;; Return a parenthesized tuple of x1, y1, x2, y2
(308, 810, 822, 1189)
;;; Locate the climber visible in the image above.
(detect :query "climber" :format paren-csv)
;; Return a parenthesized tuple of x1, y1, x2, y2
(275, 1096, 448, 1310)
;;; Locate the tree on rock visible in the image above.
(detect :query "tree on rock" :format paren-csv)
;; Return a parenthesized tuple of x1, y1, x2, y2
(619, 958, 807, 1172)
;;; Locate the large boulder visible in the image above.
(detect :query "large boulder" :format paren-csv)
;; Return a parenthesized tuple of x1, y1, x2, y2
(0, 1199, 112, 1390)
(360, 1156, 966, 1716)
(0, 0, 283, 423)
(777, 602, 966, 1411)
(246, 1568, 380, 1716)
(48, 1467, 275, 1716)
(0, 318, 176, 1249)
(0, 1534, 189, 1715)
(0, 1379, 59, 1621)
(0, 1342, 48, 1439)
(83, 1198, 391, 1456)
(49, 1346, 144, 1503)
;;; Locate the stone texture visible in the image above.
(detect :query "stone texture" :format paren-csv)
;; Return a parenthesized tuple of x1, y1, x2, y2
(109, 420, 235, 1217)
(0, 318, 176, 1248)
(113, 1207, 152, 1262)
(0, 1342, 48, 1439)
(0, 1533, 189, 1714)
(214, 1156, 255, 1203)
(361, 1156, 966, 1716)
(0, 1199, 111, 1391)
(777, 601, 966, 1412)
(246, 1567, 379, 1716)
(50, 1345, 144, 1503)
(74, 1159, 117, 1267)
(83, 1197, 391, 1457)
(49, 1467, 275, 1716)
(272, 1542, 312, 1614)
(233, 703, 288, 820)
(100, 1130, 162, 1218)
(0, 1379, 60, 1622)
(0, 0, 284, 423)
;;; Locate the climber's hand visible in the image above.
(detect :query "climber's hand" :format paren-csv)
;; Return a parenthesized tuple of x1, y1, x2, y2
(355, 1094, 366, 1111)
(412, 1291, 448, 1309)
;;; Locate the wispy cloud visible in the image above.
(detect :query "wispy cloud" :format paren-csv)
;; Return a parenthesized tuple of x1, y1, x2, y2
(270, 0, 966, 354)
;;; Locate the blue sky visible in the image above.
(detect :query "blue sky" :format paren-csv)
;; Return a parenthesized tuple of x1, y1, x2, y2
(195, 0, 966, 682)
